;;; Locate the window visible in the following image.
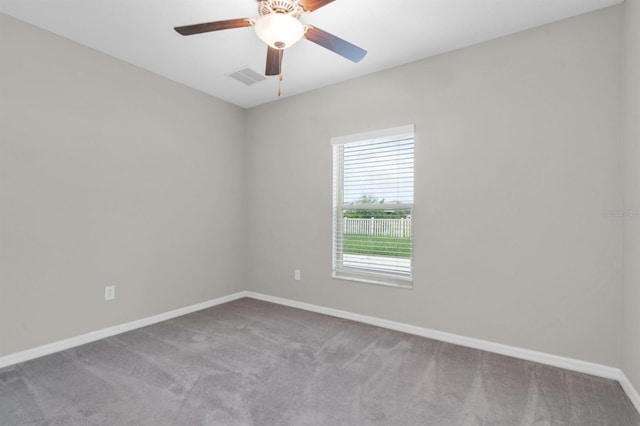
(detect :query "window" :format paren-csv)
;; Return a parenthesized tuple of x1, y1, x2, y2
(332, 125, 414, 288)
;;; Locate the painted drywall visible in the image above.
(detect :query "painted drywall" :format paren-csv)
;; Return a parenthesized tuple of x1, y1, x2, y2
(245, 7, 623, 366)
(0, 14, 246, 356)
(0, 4, 628, 373)
(623, 0, 640, 392)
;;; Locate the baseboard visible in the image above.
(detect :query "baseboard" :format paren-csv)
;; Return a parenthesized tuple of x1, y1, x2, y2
(0, 292, 246, 370)
(2, 289, 638, 415)
(618, 371, 640, 414)
(245, 292, 640, 412)
(244, 292, 623, 380)
(245, 291, 640, 413)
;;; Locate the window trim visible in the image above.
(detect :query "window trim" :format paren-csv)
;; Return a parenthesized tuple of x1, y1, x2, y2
(330, 125, 415, 147)
(331, 125, 415, 289)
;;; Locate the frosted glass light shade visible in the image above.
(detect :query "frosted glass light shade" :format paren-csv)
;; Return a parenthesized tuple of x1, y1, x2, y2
(254, 14, 304, 50)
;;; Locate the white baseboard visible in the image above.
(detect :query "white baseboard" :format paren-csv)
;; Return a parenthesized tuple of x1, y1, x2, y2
(244, 292, 619, 378)
(0, 292, 246, 370)
(619, 371, 640, 414)
(1, 289, 638, 414)
(244, 291, 640, 413)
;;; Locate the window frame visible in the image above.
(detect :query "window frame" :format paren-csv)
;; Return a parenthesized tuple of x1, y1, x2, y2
(331, 125, 415, 289)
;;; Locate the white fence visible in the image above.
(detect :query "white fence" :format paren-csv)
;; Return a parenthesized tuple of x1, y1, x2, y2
(343, 217, 412, 238)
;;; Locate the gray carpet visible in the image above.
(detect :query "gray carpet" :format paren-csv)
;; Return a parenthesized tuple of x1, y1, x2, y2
(0, 298, 638, 425)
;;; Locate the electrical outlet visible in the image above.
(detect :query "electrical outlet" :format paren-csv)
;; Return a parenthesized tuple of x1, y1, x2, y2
(104, 285, 115, 301)
(294, 269, 301, 281)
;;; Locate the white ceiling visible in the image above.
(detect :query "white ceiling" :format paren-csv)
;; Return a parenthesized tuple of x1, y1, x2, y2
(0, 0, 622, 108)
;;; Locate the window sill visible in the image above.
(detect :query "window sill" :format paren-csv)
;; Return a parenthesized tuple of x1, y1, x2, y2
(332, 270, 413, 289)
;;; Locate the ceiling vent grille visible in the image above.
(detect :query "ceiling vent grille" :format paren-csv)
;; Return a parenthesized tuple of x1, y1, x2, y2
(227, 67, 267, 86)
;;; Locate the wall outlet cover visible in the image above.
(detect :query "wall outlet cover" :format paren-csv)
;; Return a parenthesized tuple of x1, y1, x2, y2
(105, 285, 115, 301)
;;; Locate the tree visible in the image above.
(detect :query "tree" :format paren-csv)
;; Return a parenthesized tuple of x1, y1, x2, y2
(343, 195, 408, 219)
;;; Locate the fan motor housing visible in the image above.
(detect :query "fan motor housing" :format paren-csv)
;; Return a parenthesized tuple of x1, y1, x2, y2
(258, 0, 304, 18)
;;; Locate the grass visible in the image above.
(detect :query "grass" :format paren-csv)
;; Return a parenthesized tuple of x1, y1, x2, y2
(342, 234, 411, 258)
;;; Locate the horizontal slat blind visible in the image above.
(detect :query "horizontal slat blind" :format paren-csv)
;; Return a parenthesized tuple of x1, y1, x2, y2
(332, 126, 414, 287)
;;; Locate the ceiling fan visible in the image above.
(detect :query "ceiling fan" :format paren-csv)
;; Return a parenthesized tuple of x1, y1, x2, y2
(174, 0, 367, 78)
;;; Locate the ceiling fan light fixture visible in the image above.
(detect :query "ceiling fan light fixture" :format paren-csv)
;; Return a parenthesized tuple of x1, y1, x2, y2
(254, 13, 305, 50)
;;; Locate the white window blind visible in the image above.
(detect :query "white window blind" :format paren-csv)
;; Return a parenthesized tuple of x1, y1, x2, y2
(332, 125, 414, 288)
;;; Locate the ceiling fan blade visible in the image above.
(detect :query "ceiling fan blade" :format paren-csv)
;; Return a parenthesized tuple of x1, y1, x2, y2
(265, 46, 283, 76)
(174, 18, 252, 36)
(299, 0, 335, 12)
(305, 26, 367, 63)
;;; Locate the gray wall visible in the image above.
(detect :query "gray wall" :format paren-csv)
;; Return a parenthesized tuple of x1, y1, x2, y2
(1, 6, 628, 372)
(0, 14, 247, 356)
(623, 0, 640, 392)
(245, 7, 623, 366)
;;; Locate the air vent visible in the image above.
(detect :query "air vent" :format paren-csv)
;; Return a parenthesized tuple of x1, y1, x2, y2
(227, 67, 267, 86)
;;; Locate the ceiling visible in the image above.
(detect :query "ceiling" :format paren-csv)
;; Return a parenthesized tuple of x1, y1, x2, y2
(0, 0, 622, 109)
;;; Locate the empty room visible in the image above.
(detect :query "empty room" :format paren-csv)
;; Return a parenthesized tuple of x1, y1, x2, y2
(2, 0, 640, 424)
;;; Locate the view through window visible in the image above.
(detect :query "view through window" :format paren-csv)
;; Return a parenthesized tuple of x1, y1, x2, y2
(332, 125, 414, 287)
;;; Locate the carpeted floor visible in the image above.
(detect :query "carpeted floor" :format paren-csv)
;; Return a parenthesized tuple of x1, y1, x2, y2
(0, 297, 638, 425)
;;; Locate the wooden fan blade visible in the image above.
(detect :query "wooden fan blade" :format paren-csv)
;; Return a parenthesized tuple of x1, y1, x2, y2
(265, 46, 283, 76)
(305, 26, 367, 63)
(299, 0, 335, 12)
(174, 18, 251, 36)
